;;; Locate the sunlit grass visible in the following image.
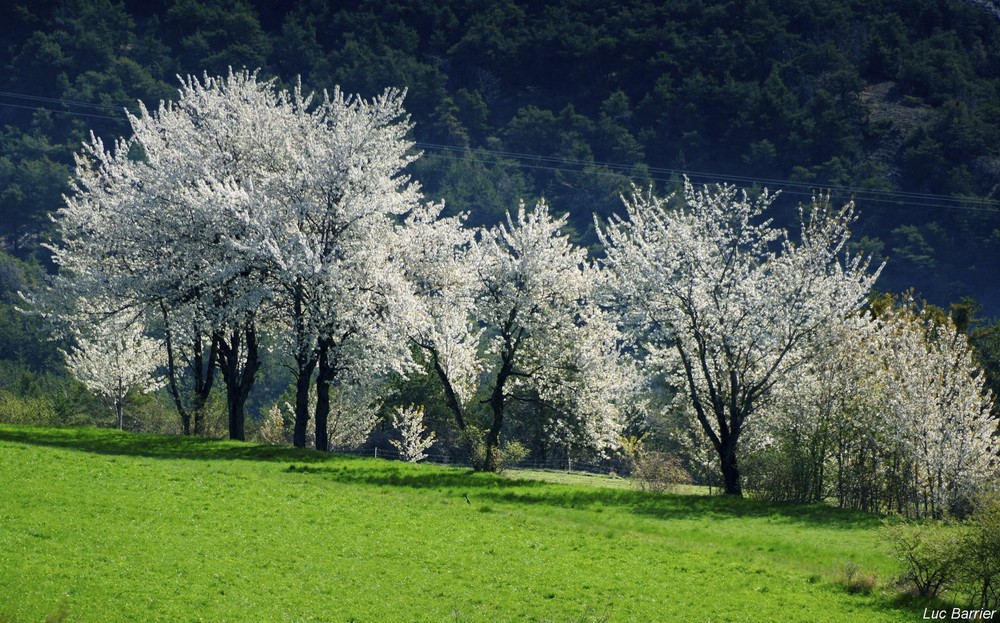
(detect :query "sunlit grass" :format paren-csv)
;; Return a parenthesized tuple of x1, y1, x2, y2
(0, 425, 917, 622)
(506, 468, 711, 496)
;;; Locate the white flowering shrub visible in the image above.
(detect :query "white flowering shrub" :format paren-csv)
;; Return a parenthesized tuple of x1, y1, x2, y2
(747, 299, 998, 516)
(390, 405, 436, 463)
(62, 312, 164, 430)
(257, 404, 288, 446)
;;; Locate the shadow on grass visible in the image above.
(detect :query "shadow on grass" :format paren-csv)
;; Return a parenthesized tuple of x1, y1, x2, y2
(0, 425, 331, 463)
(0, 424, 884, 529)
(296, 461, 885, 530)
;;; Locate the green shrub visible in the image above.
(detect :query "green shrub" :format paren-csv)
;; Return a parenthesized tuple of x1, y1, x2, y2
(884, 518, 965, 599)
(632, 450, 691, 493)
(883, 492, 1000, 607)
(0, 390, 57, 426)
(618, 435, 691, 493)
(742, 441, 827, 503)
(460, 426, 527, 473)
(838, 561, 879, 595)
(958, 492, 1000, 609)
(126, 393, 185, 435)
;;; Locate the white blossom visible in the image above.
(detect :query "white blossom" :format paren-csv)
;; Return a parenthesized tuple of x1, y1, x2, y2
(879, 305, 998, 515)
(62, 311, 164, 429)
(403, 200, 639, 469)
(48, 70, 423, 442)
(390, 405, 436, 463)
(749, 302, 998, 515)
(599, 181, 881, 494)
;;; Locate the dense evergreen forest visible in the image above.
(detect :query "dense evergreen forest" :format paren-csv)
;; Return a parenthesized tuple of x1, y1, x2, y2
(2, 0, 1000, 414)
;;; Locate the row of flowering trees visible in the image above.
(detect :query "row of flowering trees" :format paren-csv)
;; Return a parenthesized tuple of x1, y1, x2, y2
(37, 71, 998, 509)
(743, 298, 997, 516)
(39, 70, 639, 465)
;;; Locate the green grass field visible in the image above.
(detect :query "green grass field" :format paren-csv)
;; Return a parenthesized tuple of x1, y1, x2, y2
(0, 425, 921, 622)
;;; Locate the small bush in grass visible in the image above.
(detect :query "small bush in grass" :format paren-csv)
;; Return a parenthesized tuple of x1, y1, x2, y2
(958, 492, 1000, 609)
(0, 603, 71, 623)
(44, 603, 70, 623)
(884, 518, 965, 599)
(460, 426, 527, 473)
(883, 491, 1000, 608)
(390, 405, 436, 463)
(838, 561, 879, 595)
(256, 404, 289, 445)
(632, 450, 692, 493)
(619, 435, 691, 493)
(0, 391, 57, 426)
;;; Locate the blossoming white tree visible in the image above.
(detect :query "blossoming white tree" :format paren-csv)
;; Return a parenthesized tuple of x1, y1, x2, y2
(48, 70, 423, 445)
(202, 79, 423, 450)
(599, 182, 880, 495)
(63, 312, 164, 429)
(749, 300, 998, 516)
(742, 312, 899, 506)
(49, 70, 292, 439)
(390, 405, 436, 463)
(880, 303, 998, 516)
(402, 200, 639, 470)
(395, 202, 481, 432)
(277, 110, 420, 451)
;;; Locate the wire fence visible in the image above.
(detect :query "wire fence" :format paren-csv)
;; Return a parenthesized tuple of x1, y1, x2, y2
(333, 443, 622, 476)
(4, 88, 1000, 217)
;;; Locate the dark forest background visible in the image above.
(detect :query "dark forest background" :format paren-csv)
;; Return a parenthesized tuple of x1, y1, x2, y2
(2, 0, 1000, 417)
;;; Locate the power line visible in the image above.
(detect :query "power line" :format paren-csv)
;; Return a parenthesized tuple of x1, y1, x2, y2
(415, 142, 1000, 216)
(416, 140, 1000, 207)
(0, 90, 131, 113)
(0, 101, 125, 122)
(2, 89, 998, 216)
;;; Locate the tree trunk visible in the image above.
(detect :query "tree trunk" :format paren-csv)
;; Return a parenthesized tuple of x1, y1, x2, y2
(162, 306, 191, 435)
(484, 397, 504, 471)
(314, 338, 337, 453)
(292, 356, 316, 449)
(432, 349, 466, 431)
(720, 446, 742, 496)
(676, 344, 745, 496)
(191, 334, 218, 436)
(482, 316, 521, 472)
(215, 323, 261, 441)
(484, 351, 514, 472)
(693, 408, 744, 496)
(225, 383, 249, 441)
(162, 305, 217, 436)
(291, 280, 316, 449)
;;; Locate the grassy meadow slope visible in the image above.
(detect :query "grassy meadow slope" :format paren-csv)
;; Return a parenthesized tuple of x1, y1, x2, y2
(0, 426, 914, 622)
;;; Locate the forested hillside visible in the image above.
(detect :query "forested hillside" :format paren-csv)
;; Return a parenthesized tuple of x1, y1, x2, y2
(2, 0, 999, 343)
(3, 0, 1000, 307)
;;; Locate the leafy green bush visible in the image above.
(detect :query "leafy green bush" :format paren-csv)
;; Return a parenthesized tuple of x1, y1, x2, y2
(619, 434, 691, 493)
(958, 493, 1000, 609)
(631, 450, 692, 494)
(742, 441, 827, 503)
(460, 426, 527, 473)
(838, 561, 880, 595)
(0, 390, 57, 426)
(884, 518, 965, 599)
(884, 492, 1000, 607)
